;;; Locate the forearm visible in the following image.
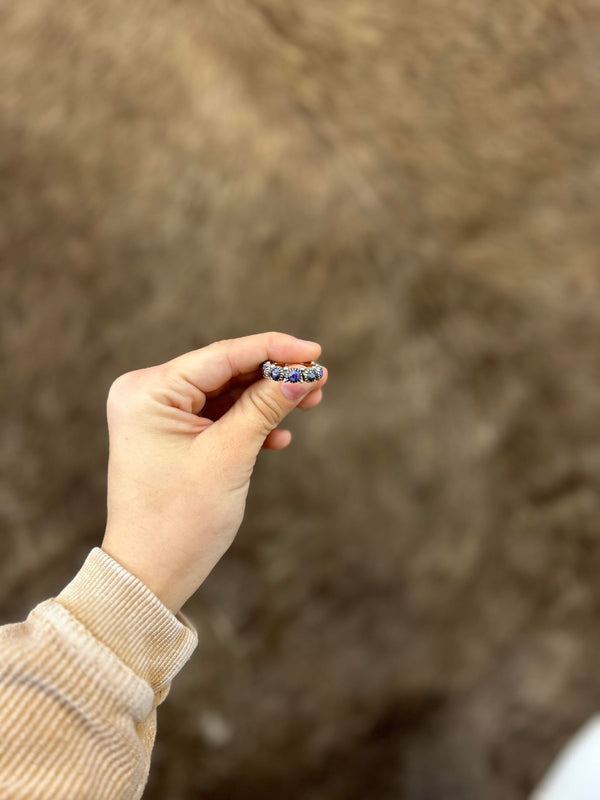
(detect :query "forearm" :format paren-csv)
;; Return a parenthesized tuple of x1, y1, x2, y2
(0, 549, 197, 800)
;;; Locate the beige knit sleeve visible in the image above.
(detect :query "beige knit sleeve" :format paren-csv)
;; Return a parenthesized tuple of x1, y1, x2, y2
(0, 547, 198, 800)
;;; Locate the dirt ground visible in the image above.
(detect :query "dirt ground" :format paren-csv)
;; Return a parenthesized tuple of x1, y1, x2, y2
(1, 2, 600, 798)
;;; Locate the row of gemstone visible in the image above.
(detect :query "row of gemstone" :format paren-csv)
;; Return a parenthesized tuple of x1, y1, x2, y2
(262, 362, 324, 383)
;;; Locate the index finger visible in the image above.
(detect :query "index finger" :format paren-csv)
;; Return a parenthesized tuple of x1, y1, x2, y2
(168, 332, 322, 393)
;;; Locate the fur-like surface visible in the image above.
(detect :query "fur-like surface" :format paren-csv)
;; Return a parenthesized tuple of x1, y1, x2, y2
(1, 2, 600, 797)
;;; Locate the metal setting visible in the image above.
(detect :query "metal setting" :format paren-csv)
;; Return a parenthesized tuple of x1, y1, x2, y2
(261, 360, 324, 383)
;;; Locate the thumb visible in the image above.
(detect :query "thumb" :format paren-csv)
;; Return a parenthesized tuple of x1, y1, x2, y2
(218, 373, 314, 452)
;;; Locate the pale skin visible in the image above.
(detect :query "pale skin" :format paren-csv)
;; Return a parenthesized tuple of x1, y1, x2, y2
(101, 332, 327, 615)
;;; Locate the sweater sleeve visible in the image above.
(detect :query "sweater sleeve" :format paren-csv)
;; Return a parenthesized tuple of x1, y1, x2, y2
(0, 547, 198, 800)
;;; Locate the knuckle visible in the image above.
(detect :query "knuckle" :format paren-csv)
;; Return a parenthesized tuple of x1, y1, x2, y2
(107, 372, 134, 406)
(209, 338, 232, 352)
(205, 338, 234, 366)
(106, 368, 155, 415)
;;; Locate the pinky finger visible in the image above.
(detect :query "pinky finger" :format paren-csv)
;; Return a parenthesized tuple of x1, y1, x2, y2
(262, 428, 293, 450)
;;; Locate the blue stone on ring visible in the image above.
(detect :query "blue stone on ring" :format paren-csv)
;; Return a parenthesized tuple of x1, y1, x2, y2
(270, 366, 282, 380)
(289, 369, 301, 383)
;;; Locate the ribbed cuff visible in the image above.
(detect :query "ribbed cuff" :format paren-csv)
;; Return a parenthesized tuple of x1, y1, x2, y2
(56, 548, 198, 694)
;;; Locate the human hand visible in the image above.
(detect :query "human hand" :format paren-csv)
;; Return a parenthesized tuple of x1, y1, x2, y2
(101, 332, 326, 614)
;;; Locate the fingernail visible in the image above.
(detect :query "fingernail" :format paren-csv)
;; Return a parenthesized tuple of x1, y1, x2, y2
(281, 381, 311, 402)
(298, 338, 319, 347)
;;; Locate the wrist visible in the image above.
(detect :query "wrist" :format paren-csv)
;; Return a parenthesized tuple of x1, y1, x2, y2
(100, 535, 188, 615)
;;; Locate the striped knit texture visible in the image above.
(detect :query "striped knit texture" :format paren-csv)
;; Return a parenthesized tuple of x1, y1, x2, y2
(0, 548, 198, 799)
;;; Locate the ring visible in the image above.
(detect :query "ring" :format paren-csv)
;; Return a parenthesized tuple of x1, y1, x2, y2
(261, 360, 324, 383)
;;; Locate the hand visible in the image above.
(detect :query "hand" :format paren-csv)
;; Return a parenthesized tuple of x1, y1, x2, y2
(101, 332, 326, 614)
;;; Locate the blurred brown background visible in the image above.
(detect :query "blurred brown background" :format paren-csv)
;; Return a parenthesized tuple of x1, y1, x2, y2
(1, 1, 600, 798)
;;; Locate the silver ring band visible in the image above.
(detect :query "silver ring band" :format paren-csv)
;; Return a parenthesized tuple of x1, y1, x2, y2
(261, 360, 324, 383)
